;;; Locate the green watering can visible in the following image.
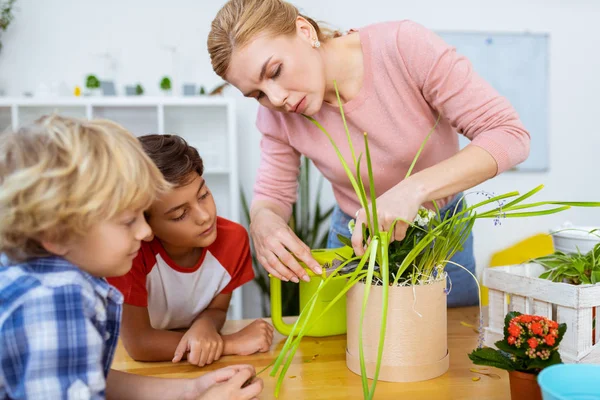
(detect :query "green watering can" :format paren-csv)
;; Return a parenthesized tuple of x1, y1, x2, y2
(270, 247, 352, 337)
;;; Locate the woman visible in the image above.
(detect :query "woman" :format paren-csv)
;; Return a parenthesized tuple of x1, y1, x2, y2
(208, 0, 530, 307)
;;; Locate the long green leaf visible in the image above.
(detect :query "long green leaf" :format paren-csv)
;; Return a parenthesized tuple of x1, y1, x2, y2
(359, 238, 379, 398)
(501, 184, 544, 209)
(355, 154, 373, 239)
(405, 114, 441, 179)
(369, 232, 390, 399)
(304, 116, 366, 211)
(334, 80, 356, 165)
(363, 133, 379, 236)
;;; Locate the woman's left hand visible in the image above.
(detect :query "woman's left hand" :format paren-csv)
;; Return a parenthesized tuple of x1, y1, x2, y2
(351, 180, 426, 256)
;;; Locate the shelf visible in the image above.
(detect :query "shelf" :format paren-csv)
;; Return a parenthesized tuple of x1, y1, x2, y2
(18, 105, 87, 126)
(0, 107, 11, 132)
(0, 96, 233, 107)
(92, 106, 158, 136)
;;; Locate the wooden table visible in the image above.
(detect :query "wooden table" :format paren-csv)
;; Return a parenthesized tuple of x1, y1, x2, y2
(111, 307, 509, 399)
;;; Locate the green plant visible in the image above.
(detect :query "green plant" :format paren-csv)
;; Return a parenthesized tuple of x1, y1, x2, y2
(469, 311, 566, 373)
(267, 81, 600, 399)
(85, 75, 100, 90)
(135, 83, 144, 95)
(160, 76, 171, 91)
(199, 86, 206, 95)
(534, 231, 600, 285)
(0, 0, 16, 53)
(240, 156, 334, 316)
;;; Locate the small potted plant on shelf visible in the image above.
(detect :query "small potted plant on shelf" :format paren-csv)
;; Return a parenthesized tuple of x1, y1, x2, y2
(0, 0, 17, 55)
(159, 76, 171, 96)
(85, 74, 101, 96)
(135, 83, 144, 96)
(469, 311, 566, 400)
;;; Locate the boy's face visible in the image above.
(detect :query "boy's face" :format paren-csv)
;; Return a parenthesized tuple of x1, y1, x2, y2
(58, 210, 152, 277)
(147, 173, 218, 249)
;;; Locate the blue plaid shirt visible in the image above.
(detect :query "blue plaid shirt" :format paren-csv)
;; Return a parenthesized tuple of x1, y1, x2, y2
(0, 256, 123, 399)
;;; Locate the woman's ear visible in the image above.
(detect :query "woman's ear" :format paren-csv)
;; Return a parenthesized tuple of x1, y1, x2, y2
(296, 16, 315, 43)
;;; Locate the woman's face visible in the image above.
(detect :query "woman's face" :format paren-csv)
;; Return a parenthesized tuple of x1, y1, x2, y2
(226, 18, 326, 116)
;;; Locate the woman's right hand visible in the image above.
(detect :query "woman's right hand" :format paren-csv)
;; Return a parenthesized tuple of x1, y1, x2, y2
(250, 206, 322, 282)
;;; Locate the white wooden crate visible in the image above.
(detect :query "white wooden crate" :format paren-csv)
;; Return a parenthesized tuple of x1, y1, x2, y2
(483, 263, 600, 363)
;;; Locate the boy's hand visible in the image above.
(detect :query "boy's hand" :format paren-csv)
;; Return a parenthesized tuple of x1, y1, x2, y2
(228, 319, 274, 356)
(180, 365, 263, 400)
(173, 319, 224, 367)
(193, 366, 263, 400)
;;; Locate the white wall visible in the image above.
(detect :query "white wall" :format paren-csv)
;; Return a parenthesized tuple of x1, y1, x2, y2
(2, 0, 599, 316)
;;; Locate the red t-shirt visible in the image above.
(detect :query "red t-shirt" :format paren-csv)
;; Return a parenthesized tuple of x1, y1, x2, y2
(108, 217, 254, 329)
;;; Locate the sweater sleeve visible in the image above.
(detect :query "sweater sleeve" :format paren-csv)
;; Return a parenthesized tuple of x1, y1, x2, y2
(252, 105, 301, 221)
(396, 20, 530, 174)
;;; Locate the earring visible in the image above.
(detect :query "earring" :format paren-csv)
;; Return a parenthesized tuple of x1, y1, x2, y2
(312, 38, 321, 48)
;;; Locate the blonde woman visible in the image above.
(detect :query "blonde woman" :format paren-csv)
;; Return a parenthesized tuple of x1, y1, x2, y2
(208, 0, 530, 307)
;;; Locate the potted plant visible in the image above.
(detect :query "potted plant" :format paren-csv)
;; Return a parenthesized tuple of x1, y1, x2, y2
(266, 81, 600, 399)
(85, 74, 101, 96)
(159, 76, 171, 95)
(534, 238, 600, 353)
(0, 0, 16, 55)
(535, 239, 600, 285)
(135, 83, 144, 96)
(469, 311, 566, 400)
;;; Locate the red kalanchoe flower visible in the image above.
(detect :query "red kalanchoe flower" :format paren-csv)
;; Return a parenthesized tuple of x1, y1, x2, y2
(550, 329, 558, 337)
(508, 336, 516, 345)
(508, 323, 521, 337)
(549, 320, 559, 329)
(528, 337, 539, 349)
(531, 322, 543, 335)
(520, 315, 533, 323)
(545, 334, 555, 346)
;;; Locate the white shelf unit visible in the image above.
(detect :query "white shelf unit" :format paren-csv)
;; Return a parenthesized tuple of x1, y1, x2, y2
(0, 97, 243, 320)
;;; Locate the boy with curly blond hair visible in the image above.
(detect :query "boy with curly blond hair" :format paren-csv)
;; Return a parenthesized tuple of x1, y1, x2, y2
(0, 115, 262, 400)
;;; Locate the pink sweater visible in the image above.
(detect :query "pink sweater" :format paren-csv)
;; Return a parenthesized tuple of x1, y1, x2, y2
(253, 20, 530, 220)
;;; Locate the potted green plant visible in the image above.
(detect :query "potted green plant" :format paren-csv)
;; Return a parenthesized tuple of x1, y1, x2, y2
(534, 238, 600, 285)
(0, 0, 16, 55)
(469, 311, 566, 400)
(85, 74, 101, 96)
(266, 81, 600, 399)
(135, 83, 144, 96)
(159, 76, 171, 95)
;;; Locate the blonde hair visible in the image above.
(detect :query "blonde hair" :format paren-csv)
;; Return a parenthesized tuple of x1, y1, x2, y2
(0, 115, 170, 262)
(208, 0, 339, 78)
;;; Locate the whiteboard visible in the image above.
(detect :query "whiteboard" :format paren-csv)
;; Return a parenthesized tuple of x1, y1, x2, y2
(438, 32, 549, 172)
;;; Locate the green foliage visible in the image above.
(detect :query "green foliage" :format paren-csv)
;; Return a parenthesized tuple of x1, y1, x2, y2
(135, 84, 144, 95)
(534, 234, 600, 284)
(160, 76, 171, 91)
(85, 75, 100, 89)
(0, 0, 16, 53)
